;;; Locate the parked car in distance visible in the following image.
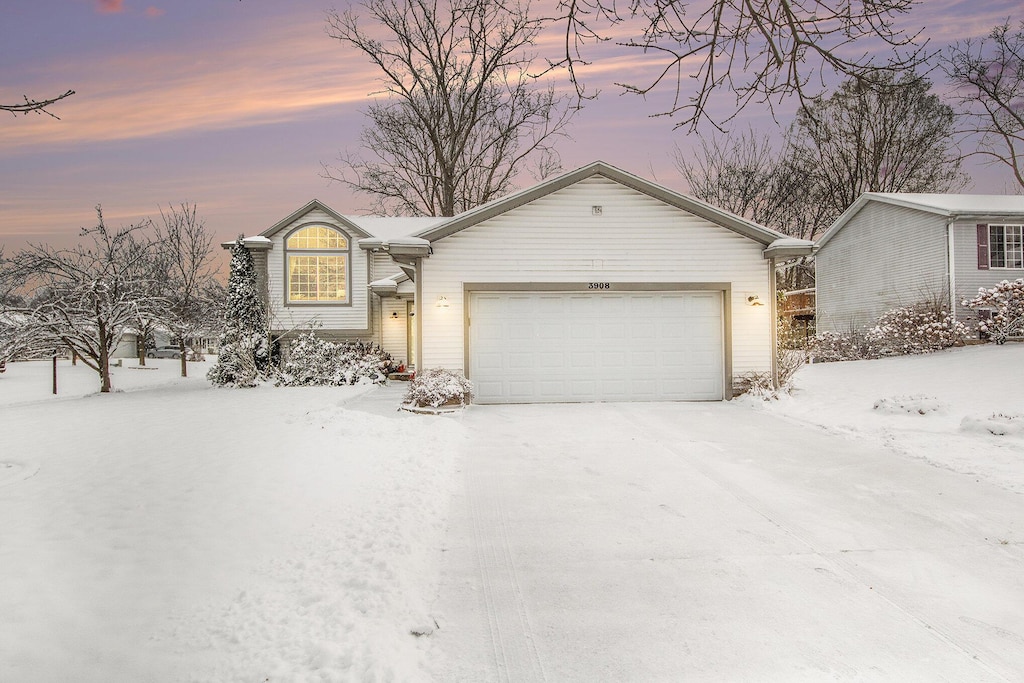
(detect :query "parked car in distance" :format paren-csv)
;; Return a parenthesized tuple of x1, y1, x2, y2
(147, 346, 189, 359)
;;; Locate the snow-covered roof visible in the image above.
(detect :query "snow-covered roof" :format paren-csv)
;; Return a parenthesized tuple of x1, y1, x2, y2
(819, 192, 1024, 248)
(347, 216, 445, 239)
(863, 193, 1024, 216)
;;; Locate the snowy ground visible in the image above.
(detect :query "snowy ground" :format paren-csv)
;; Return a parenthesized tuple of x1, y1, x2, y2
(1, 346, 1022, 681)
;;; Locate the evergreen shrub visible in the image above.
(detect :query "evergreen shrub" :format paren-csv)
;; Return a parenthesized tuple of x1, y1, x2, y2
(276, 329, 396, 386)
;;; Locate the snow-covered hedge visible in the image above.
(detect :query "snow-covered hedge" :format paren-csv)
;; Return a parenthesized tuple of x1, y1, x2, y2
(276, 330, 397, 387)
(404, 368, 473, 408)
(811, 302, 966, 362)
(866, 304, 967, 355)
(964, 278, 1024, 343)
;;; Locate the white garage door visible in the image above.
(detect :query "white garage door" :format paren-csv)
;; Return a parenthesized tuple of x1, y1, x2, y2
(469, 290, 724, 403)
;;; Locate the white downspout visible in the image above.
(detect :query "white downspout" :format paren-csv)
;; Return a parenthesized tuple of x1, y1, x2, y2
(770, 257, 779, 390)
(947, 217, 957, 321)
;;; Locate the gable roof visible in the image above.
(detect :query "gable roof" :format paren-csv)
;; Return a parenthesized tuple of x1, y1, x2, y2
(412, 161, 797, 247)
(259, 199, 373, 240)
(819, 192, 1024, 248)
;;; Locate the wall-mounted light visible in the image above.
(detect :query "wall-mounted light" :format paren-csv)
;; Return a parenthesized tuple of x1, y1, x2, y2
(390, 311, 399, 319)
(747, 295, 765, 307)
(436, 296, 449, 308)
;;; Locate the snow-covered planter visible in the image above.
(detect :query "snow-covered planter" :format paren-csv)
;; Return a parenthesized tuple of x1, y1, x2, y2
(964, 278, 1024, 343)
(866, 303, 967, 355)
(403, 368, 473, 410)
(276, 330, 397, 387)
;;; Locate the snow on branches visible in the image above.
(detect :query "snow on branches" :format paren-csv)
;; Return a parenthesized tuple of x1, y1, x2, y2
(276, 329, 397, 387)
(964, 279, 1024, 343)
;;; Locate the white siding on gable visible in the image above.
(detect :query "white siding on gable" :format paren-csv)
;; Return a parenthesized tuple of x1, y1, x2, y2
(417, 176, 774, 381)
(816, 202, 948, 333)
(265, 208, 370, 333)
(953, 219, 1024, 325)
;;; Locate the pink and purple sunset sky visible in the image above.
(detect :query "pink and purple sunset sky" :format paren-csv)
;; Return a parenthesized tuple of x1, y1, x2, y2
(2, 0, 1020, 266)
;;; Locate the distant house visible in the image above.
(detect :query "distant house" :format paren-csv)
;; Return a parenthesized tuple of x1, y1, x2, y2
(235, 161, 812, 403)
(815, 193, 1024, 334)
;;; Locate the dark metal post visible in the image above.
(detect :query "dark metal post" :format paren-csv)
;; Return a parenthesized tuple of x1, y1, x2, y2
(52, 351, 58, 395)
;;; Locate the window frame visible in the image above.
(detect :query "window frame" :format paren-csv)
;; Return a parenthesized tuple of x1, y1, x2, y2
(283, 223, 352, 306)
(989, 224, 1024, 270)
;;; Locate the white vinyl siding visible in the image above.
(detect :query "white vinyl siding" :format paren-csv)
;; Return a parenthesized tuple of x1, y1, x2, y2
(417, 176, 773, 384)
(953, 220, 1024, 322)
(816, 202, 948, 333)
(379, 297, 411, 366)
(265, 208, 370, 333)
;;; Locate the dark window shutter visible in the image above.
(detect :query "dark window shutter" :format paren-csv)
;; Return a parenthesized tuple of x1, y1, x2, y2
(977, 224, 989, 270)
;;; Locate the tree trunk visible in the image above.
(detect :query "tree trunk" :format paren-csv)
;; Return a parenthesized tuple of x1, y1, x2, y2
(99, 342, 111, 393)
(138, 335, 147, 366)
(178, 339, 188, 378)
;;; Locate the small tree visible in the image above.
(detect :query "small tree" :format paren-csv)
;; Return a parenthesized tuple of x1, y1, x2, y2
(156, 203, 218, 377)
(207, 238, 269, 387)
(1, 207, 162, 392)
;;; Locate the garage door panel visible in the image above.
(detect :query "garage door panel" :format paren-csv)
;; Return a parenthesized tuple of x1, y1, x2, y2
(470, 290, 724, 403)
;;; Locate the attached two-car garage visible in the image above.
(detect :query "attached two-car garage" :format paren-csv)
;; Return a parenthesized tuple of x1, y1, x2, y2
(468, 288, 726, 404)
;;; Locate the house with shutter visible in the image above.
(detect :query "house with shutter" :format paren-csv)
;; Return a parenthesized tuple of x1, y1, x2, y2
(238, 161, 812, 403)
(815, 193, 1024, 334)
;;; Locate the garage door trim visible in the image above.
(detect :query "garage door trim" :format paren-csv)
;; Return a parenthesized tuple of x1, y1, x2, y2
(463, 282, 733, 401)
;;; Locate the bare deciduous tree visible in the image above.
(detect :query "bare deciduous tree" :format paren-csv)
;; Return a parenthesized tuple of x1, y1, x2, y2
(554, 0, 929, 129)
(942, 20, 1024, 190)
(792, 73, 967, 221)
(677, 75, 966, 289)
(323, 0, 574, 216)
(2, 207, 163, 392)
(1, 89, 75, 119)
(156, 203, 218, 378)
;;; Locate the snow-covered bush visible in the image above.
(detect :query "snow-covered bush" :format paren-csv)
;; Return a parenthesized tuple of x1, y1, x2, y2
(734, 350, 806, 399)
(866, 303, 967, 355)
(960, 412, 1024, 436)
(404, 368, 473, 408)
(809, 329, 877, 362)
(964, 278, 1024, 343)
(811, 301, 966, 362)
(276, 329, 396, 386)
(873, 395, 945, 415)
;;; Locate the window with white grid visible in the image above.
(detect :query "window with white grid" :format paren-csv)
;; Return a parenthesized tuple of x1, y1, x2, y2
(989, 225, 1023, 269)
(285, 226, 349, 303)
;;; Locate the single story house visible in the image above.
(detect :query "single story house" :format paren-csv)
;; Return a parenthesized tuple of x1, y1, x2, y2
(239, 161, 812, 403)
(815, 193, 1024, 334)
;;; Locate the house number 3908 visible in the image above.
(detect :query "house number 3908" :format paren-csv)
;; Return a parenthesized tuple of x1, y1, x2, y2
(588, 282, 611, 289)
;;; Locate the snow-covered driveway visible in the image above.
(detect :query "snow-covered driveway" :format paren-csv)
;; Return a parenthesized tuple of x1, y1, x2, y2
(428, 400, 1023, 681)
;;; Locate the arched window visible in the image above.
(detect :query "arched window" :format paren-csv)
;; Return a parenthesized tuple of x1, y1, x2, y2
(285, 225, 349, 303)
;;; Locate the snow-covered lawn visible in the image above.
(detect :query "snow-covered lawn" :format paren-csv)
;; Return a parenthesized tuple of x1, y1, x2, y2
(1, 359, 463, 681)
(1, 346, 1022, 681)
(754, 343, 1024, 494)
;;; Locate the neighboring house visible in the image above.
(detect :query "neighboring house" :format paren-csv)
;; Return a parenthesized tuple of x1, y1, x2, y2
(240, 161, 812, 403)
(816, 193, 1024, 335)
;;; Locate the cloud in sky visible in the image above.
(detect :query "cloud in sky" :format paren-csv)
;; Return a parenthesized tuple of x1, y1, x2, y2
(95, 0, 125, 14)
(145, 6, 165, 18)
(0, 18, 380, 152)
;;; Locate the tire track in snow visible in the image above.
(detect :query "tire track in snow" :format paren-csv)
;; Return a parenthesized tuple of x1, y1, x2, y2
(466, 459, 547, 683)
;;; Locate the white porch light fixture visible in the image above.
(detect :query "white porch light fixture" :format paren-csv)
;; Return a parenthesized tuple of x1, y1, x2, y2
(747, 295, 765, 307)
